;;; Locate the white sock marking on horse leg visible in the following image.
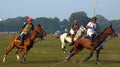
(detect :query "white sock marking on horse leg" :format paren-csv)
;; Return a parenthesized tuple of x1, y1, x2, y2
(16, 54, 20, 61)
(61, 43, 65, 49)
(3, 55, 6, 63)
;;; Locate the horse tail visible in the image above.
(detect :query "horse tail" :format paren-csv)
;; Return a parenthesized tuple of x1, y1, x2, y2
(55, 35, 60, 38)
(6, 36, 16, 49)
(6, 34, 19, 50)
(60, 33, 68, 49)
(13, 36, 15, 39)
(60, 33, 68, 42)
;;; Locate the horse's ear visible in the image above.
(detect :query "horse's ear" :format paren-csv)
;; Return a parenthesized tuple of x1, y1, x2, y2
(38, 24, 41, 27)
(110, 24, 112, 27)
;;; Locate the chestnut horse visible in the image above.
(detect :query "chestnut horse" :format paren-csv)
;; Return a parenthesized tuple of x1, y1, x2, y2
(65, 24, 118, 64)
(3, 24, 46, 63)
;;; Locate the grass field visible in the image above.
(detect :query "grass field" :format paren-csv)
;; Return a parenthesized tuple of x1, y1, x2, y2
(0, 34, 120, 67)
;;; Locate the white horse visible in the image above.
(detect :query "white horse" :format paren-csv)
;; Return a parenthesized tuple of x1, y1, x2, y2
(60, 25, 86, 53)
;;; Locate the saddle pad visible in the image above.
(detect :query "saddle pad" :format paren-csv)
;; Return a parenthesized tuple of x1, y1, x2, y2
(14, 35, 21, 42)
(14, 40, 21, 42)
(66, 36, 72, 38)
(16, 35, 21, 40)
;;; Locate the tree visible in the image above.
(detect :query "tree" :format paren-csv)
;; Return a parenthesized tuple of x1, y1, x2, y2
(34, 17, 60, 33)
(69, 11, 90, 26)
(59, 19, 69, 33)
(109, 20, 120, 33)
(96, 15, 109, 31)
(0, 11, 120, 33)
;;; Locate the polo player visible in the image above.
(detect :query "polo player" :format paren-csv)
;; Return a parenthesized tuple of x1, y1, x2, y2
(69, 20, 79, 46)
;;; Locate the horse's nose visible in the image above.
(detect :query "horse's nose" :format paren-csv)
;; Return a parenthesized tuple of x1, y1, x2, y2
(114, 33, 118, 37)
(44, 32, 46, 36)
(116, 33, 118, 37)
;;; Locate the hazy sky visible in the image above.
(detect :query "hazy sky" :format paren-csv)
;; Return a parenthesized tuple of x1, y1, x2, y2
(0, 0, 120, 20)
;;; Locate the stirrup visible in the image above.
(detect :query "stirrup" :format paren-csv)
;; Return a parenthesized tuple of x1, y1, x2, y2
(69, 41, 74, 46)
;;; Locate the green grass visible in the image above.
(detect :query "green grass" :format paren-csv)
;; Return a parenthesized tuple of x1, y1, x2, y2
(0, 34, 120, 67)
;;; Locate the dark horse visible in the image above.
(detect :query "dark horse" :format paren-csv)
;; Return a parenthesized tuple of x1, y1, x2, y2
(3, 24, 46, 63)
(65, 24, 118, 64)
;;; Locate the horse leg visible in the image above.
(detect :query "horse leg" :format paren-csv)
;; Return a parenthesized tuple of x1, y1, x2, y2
(60, 35, 67, 53)
(95, 50, 101, 64)
(22, 47, 29, 63)
(3, 42, 15, 63)
(15, 49, 23, 62)
(65, 45, 83, 62)
(70, 47, 74, 53)
(16, 45, 24, 49)
(61, 41, 67, 53)
(65, 50, 75, 62)
(62, 44, 67, 53)
(84, 48, 94, 61)
(23, 50, 29, 63)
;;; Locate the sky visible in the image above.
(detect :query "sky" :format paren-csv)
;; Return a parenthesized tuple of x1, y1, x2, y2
(0, 0, 120, 21)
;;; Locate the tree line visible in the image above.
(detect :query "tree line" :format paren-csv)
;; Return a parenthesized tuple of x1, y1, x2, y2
(0, 11, 120, 34)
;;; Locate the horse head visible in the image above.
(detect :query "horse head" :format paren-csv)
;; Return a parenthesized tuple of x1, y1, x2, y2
(79, 25, 86, 33)
(75, 25, 86, 38)
(34, 24, 46, 40)
(104, 24, 118, 38)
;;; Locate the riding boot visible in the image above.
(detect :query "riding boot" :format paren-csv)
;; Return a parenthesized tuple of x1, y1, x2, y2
(69, 38, 74, 46)
(20, 34, 25, 46)
(90, 34, 96, 46)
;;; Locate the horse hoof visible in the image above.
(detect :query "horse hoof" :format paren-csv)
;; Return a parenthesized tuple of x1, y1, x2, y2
(18, 59, 22, 63)
(3, 60, 6, 63)
(63, 48, 67, 53)
(95, 62, 100, 65)
(79, 58, 85, 63)
(64, 60, 68, 63)
(3, 55, 6, 63)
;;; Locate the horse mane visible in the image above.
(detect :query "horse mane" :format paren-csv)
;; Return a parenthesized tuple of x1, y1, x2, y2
(94, 25, 112, 47)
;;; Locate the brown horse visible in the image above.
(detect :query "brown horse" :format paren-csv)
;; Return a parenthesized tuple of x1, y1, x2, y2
(3, 24, 46, 63)
(65, 24, 118, 64)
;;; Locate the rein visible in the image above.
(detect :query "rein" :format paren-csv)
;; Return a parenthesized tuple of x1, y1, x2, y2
(33, 38, 42, 43)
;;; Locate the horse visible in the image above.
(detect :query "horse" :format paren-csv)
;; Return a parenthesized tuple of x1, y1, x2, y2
(60, 25, 86, 53)
(3, 24, 46, 63)
(65, 24, 118, 64)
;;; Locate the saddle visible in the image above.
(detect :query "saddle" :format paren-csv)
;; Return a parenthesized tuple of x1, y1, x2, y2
(66, 33, 72, 38)
(16, 35, 21, 40)
(82, 33, 98, 40)
(14, 35, 22, 42)
(82, 35, 91, 40)
(15, 35, 28, 42)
